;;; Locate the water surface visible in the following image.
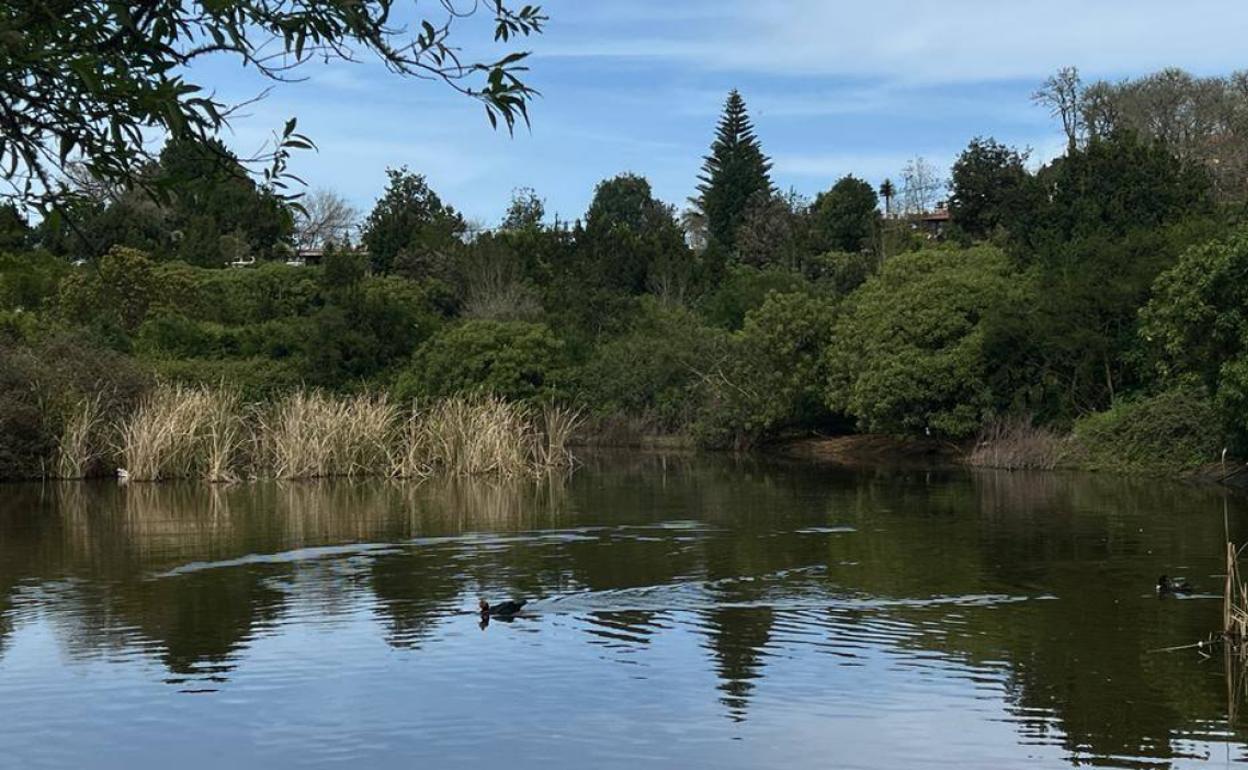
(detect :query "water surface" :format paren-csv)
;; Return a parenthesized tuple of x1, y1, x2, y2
(2, 454, 1247, 769)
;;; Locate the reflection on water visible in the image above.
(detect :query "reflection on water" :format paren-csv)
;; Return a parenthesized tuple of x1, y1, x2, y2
(2, 455, 1248, 768)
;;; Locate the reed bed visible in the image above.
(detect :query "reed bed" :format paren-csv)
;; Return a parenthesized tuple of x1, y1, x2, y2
(54, 394, 108, 479)
(1227, 541, 1248, 653)
(105, 384, 578, 482)
(113, 384, 247, 481)
(967, 416, 1066, 471)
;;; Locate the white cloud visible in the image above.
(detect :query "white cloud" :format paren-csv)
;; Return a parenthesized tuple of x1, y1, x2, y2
(542, 0, 1248, 84)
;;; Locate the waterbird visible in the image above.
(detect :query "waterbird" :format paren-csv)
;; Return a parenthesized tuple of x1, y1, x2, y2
(1157, 575, 1193, 596)
(479, 598, 527, 618)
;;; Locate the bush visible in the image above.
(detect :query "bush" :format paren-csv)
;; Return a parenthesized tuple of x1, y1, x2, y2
(825, 245, 1019, 438)
(0, 332, 150, 479)
(803, 250, 878, 297)
(398, 319, 566, 403)
(0, 250, 67, 311)
(573, 300, 726, 434)
(150, 357, 304, 402)
(699, 265, 811, 330)
(1071, 384, 1224, 472)
(58, 246, 157, 334)
(152, 261, 321, 325)
(694, 291, 839, 448)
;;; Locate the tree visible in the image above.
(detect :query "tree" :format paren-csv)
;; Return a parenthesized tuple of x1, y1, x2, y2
(1034, 66, 1085, 149)
(295, 190, 358, 251)
(1015, 131, 1213, 256)
(1077, 68, 1248, 201)
(2, 1, 546, 214)
(1141, 229, 1248, 390)
(694, 90, 773, 256)
(948, 138, 1031, 239)
(500, 188, 546, 231)
(732, 190, 811, 270)
(899, 157, 944, 215)
(811, 175, 879, 254)
(879, 179, 896, 218)
(582, 173, 688, 296)
(399, 320, 567, 402)
(695, 291, 838, 448)
(361, 168, 466, 276)
(825, 245, 1018, 438)
(157, 138, 293, 264)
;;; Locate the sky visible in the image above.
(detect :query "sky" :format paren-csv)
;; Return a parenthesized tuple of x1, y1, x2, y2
(199, 0, 1248, 227)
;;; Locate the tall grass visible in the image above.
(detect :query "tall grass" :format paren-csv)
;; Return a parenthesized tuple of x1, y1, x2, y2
(55, 394, 108, 479)
(262, 391, 400, 479)
(115, 384, 247, 481)
(967, 416, 1066, 471)
(112, 385, 577, 482)
(1227, 541, 1248, 655)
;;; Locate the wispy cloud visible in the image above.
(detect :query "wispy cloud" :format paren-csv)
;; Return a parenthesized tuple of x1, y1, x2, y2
(544, 0, 1248, 84)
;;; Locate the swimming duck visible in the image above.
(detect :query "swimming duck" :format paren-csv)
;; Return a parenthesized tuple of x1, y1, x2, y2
(479, 598, 527, 618)
(1157, 575, 1193, 595)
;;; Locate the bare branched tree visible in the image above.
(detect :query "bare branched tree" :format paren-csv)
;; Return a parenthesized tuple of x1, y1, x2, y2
(899, 157, 946, 215)
(294, 189, 358, 250)
(1033, 66, 1085, 149)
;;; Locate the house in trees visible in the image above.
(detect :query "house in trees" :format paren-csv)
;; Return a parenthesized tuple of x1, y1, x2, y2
(916, 202, 951, 238)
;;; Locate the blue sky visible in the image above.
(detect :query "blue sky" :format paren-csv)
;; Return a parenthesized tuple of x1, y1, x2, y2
(202, 0, 1248, 226)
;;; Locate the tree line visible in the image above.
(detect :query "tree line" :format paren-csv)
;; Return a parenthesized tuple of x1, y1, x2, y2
(3, 67, 1248, 478)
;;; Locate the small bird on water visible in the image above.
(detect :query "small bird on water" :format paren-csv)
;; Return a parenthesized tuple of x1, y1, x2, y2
(479, 598, 527, 618)
(1157, 575, 1193, 596)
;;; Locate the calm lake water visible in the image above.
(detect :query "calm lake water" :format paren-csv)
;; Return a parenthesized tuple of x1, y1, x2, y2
(2, 453, 1248, 769)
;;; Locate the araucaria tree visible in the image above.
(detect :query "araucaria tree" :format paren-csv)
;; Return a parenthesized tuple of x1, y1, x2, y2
(694, 90, 773, 256)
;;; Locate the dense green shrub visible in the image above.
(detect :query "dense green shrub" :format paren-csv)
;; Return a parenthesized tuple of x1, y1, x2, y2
(397, 319, 567, 402)
(153, 261, 322, 325)
(0, 251, 67, 311)
(695, 291, 839, 448)
(803, 250, 878, 297)
(699, 265, 811, 330)
(825, 245, 1018, 438)
(1140, 227, 1248, 448)
(574, 300, 725, 433)
(1072, 384, 1224, 472)
(0, 333, 150, 479)
(151, 357, 304, 401)
(58, 246, 157, 333)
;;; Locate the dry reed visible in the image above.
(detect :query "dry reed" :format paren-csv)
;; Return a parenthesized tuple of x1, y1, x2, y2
(55, 394, 108, 479)
(114, 384, 247, 481)
(967, 416, 1066, 471)
(1227, 541, 1248, 653)
(113, 385, 577, 482)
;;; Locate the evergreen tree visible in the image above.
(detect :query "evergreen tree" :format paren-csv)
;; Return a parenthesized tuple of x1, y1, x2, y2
(811, 175, 880, 254)
(361, 167, 467, 277)
(948, 137, 1030, 239)
(695, 90, 773, 257)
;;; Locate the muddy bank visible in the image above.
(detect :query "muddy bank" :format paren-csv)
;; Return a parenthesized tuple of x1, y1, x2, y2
(773, 434, 1248, 492)
(771, 434, 964, 468)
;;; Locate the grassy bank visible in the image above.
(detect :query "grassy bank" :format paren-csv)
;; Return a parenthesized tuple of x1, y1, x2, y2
(55, 384, 578, 482)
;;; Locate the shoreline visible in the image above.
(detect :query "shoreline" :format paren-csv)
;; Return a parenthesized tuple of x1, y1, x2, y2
(766, 434, 1248, 491)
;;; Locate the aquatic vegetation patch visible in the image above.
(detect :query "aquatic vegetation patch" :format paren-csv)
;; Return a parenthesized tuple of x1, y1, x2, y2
(96, 384, 578, 482)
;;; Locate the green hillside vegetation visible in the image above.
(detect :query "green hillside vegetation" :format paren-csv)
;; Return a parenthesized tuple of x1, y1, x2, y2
(3, 70, 1248, 479)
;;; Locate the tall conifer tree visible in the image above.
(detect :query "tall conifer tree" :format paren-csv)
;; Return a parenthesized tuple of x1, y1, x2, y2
(694, 90, 773, 255)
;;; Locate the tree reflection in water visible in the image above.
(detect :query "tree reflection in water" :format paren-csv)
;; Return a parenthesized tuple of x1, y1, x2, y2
(0, 457, 1246, 766)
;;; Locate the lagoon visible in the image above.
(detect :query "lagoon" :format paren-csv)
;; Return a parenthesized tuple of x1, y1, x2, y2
(1, 454, 1246, 769)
